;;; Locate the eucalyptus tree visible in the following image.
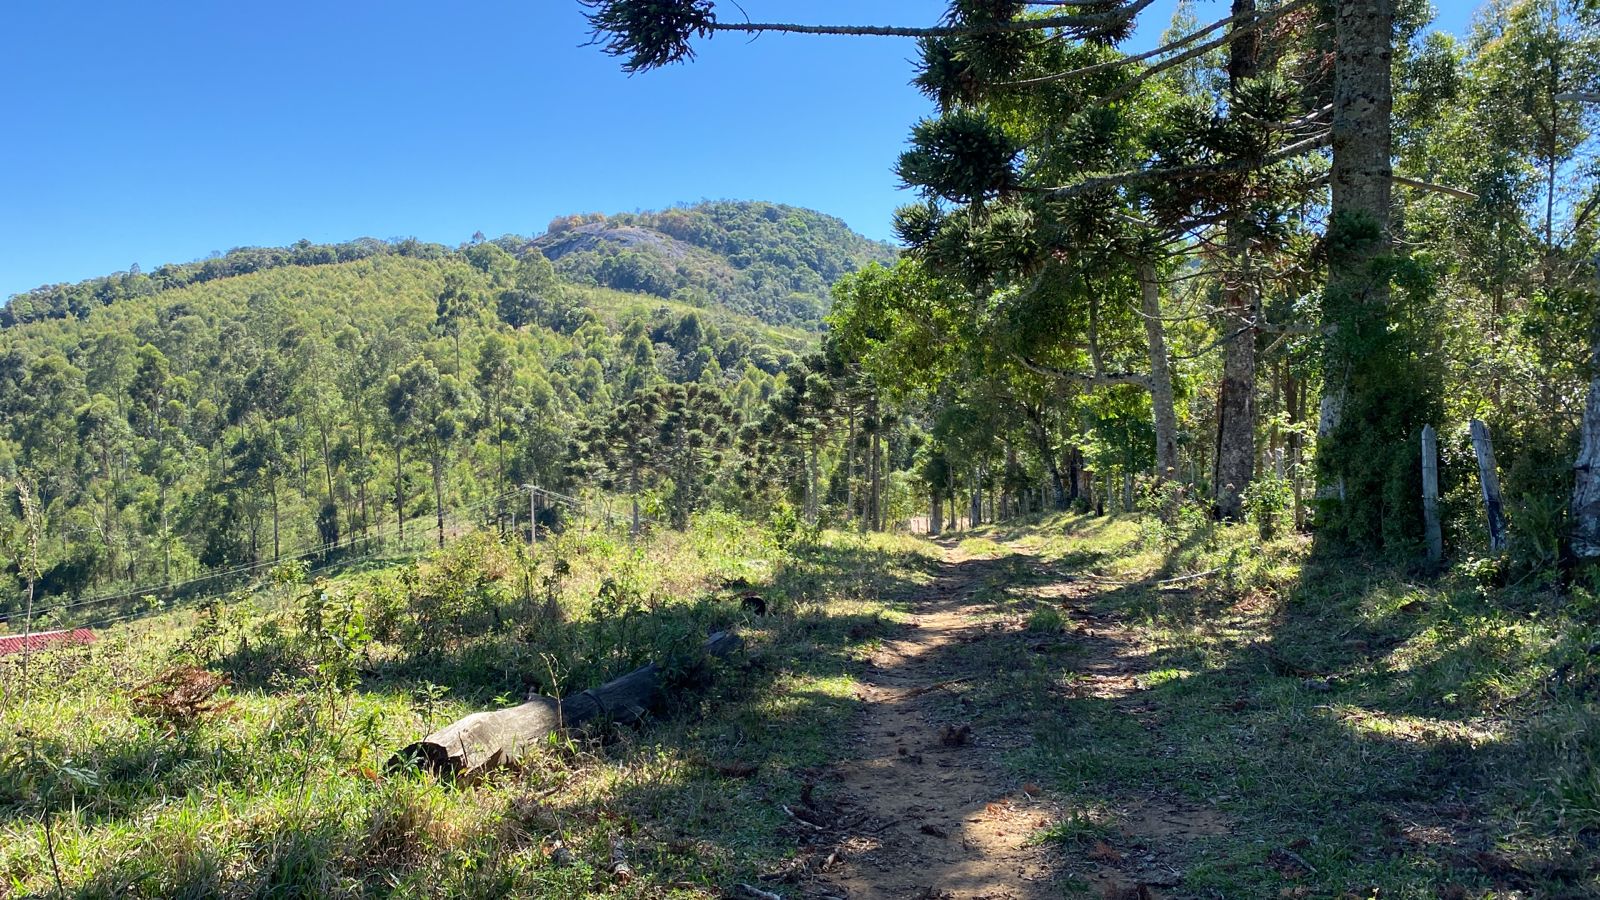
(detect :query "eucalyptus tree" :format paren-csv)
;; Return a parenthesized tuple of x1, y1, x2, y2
(386, 358, 474, 549)
(434, 270, 481, 376)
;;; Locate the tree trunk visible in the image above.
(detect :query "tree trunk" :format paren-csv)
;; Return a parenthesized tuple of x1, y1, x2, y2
(871, 425, 883, 531)
(804, 442, 818, 526)
(432, 452, 446, 550)
(1317, 0, 1395, 501)
(846, 403, 857, 528)
(1023, 402, 1067, 509)
(1215, 0, 1260, 521)
(271, 476, 281, 560)
(930, 491, 943, 536)
(1139, 261, 1180, 481)
(394, 443, 406, 542)
(630, 465, 642, 538)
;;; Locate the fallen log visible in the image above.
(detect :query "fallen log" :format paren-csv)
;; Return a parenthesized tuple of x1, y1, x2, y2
(390, 629, 742, 778)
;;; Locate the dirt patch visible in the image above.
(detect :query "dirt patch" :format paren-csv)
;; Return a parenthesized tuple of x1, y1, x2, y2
(802, 551, 1059, 899)
(798, 541, 1235, 899)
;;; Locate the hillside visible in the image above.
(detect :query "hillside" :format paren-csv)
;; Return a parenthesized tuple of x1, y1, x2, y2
(0, 200, 885, 620)
(529, 201, 896, 326)
(2, 200, 894, 332)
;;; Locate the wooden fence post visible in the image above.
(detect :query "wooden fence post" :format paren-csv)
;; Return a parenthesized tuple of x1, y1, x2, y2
(1421, 425, 1443, 565)
(1469, 419, 1507, 552)
(1572, 332, 1600, 561)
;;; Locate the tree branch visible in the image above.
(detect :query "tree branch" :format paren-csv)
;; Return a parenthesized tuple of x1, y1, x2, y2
(1391, 175, 1477, 201)
(705, 0, 1157, 40)
(1039, 130, 1331, 198)
(1014, 353, 1152, 388)
(998, 0, 1310, 89)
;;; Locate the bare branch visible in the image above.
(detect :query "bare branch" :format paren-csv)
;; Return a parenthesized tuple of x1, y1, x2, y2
(1039, 130, 1331, 198)
(998, 0, 1310, 89)
(705, 0, 1157, 40)
(1392, 175, 1477, 201)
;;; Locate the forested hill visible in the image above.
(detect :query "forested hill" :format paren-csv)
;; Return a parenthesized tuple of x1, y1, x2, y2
(0, 201, 880, 612)
(2, 200, 894, 330)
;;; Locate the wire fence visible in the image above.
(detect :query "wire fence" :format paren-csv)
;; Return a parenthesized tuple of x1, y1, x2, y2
(5, 487, 522, 634)
(0, 478, 668, 644)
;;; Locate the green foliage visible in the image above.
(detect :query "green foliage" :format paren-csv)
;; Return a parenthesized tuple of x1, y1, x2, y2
(1242, 474, 1293, 541)
(1316, 250, 1445, 557)
(580, 0, 715, 73)
(536, 201, 895, 327)
(0, 203, 871, 618)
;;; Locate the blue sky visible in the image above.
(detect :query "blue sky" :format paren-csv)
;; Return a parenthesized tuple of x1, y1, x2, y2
(1, 1, 1478, 298)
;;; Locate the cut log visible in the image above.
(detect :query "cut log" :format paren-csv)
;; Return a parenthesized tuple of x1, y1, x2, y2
(391, 630, 743, 778)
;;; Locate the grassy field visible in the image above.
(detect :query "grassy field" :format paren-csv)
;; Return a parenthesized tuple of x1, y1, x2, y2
(3, 508, 1598, 897)
(937, 512, 1600, 898)
(0, 512, 935, 898)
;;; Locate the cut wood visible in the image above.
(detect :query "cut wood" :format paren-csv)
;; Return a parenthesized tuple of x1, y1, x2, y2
(390, 629, 742, 778)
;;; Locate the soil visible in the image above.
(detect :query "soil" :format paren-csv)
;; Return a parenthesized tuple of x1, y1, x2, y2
(795, 541, 1231, 900)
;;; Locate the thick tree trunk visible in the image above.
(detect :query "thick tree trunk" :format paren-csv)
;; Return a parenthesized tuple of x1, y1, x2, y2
(1216, 0, 1260, 521)
(1139, 261, 1180, 481)
(1216, 240, 1257, 519)
(1317, 0, 1394, 501)
(393, 631, 742, 778)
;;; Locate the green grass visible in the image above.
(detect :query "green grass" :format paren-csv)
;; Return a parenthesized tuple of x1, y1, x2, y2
(0, 513, 934, 898)
(938, 511, 1600, 897)
(6, 508, 1598, 897)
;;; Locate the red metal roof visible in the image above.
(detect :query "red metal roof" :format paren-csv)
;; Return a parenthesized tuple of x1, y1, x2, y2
(0, 629, 96, 657)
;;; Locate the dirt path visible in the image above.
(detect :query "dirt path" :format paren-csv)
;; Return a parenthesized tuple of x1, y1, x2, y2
(795, 539, 1231, 900)
(806, 546, 1059, 900)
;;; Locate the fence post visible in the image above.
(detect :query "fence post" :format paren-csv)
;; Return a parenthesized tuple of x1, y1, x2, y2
(522, 484, 538, 546)
(1469, 419, 1507, 552)
(1421, 425, 1443, 565)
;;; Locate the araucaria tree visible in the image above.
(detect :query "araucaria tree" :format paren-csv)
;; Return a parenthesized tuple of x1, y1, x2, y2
(582, 0, 1547, 560)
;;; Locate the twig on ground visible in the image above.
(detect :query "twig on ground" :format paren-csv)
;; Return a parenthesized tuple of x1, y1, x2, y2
(901, 677, 972, 698)
(783, 804, 825, 831)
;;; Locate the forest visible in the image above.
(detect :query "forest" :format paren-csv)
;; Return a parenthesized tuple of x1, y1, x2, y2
(5, 0, 1600, 897)
(0, 200, 907, 622)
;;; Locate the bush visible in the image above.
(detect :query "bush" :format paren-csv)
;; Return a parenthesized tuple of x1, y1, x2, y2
(1243, 475, 1294, 541)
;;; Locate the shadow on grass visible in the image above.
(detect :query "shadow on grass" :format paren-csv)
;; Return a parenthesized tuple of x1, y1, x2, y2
(963, 536, 1600, 897)
(0, 534, 942, 897)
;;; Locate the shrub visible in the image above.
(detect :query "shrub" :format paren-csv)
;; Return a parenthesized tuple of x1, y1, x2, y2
(1243, 474, 1294, 541)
